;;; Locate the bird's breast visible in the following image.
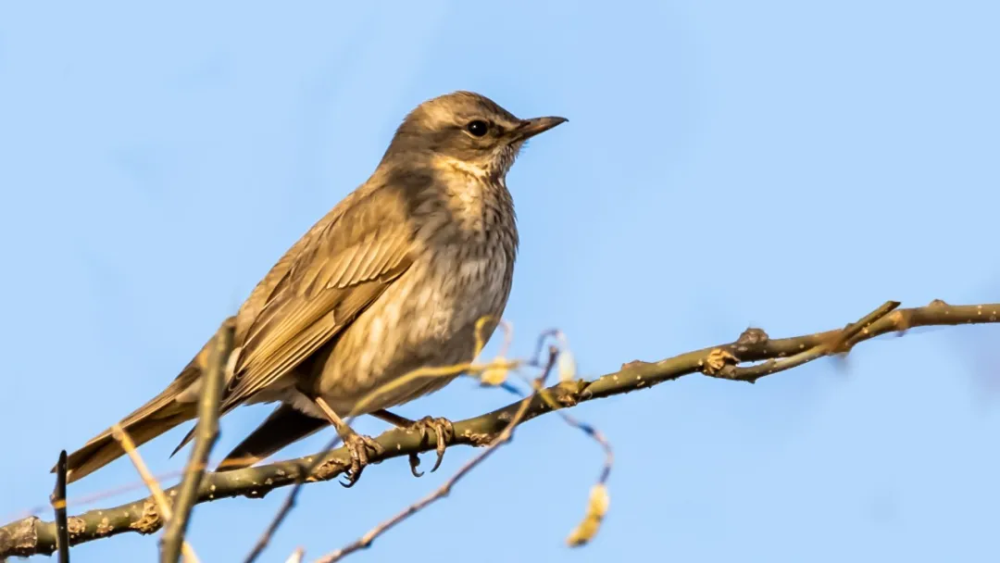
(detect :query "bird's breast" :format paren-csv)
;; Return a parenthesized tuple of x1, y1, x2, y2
(310, 236, 516, 412)
(400, 240, 514, 345)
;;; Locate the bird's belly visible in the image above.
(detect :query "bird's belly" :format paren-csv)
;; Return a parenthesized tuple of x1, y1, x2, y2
(308, 248, 512, 415)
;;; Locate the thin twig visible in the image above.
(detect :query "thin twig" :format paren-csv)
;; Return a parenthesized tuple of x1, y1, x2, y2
(510, 328, 614, 490)
(111, 425, 199, 563)
(242, 435, 342, 563)
(161, 323, 233, 563)
(531, 386, 613, 484)
(313, 347, 561, 563)
(49, 451, 69, 563)
(111, 425, 173, 520)
(506, 370, 614, 546)
(512, 330, 614, 487)
(827, 300, 901, 352)
(3, 300, 998, 559)
(705, 300, 899, 382)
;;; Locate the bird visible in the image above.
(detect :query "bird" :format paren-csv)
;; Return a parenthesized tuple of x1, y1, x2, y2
(59, 91, 566, 486)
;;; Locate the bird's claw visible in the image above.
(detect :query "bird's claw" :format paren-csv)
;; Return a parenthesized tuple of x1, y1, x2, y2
(340, 432, 383, 488)
(406, 416, 455, 477)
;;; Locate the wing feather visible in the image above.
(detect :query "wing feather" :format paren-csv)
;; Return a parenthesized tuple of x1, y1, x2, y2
(220, 184, 417, 414)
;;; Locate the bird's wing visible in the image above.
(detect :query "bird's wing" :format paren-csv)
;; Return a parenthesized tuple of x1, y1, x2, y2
(220, 184, 416, 414)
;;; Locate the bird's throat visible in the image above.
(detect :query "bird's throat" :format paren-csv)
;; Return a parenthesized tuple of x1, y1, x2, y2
(429, 156, 513, 241)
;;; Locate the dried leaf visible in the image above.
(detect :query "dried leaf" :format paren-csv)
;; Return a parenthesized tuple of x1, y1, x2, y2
(566, 484, 610, 547)
(558, 349, 577, 382)
(480, 358, 509, 386)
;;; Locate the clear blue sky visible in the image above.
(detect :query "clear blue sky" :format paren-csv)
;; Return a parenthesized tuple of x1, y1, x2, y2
(2, 1, 999, 562)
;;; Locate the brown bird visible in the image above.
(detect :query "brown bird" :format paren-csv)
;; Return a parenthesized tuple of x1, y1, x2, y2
(60, 91, 566, 486)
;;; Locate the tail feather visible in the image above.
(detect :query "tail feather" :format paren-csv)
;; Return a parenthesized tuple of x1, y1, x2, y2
(59, 317, 239, 484)
(59, 362, 204, 484)
(62, 406, 194, 484)
(216, 403, 326, 471)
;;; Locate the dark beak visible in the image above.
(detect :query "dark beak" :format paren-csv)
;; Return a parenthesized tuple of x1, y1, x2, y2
(512, 116, 568, 142)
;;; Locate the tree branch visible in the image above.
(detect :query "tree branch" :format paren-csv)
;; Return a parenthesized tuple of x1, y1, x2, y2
(161, 322, 233, 563)
(1, 299, 996, 559)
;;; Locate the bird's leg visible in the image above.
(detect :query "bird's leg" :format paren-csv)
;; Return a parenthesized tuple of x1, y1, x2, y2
(371, 409, 454, 477)
(313, 397, 383, 487)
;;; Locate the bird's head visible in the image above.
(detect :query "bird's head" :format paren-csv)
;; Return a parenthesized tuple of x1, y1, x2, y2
(382, 91, 567, 178)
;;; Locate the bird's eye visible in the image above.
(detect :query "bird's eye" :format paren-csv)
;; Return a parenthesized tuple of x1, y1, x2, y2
(465, 120, 489, 137)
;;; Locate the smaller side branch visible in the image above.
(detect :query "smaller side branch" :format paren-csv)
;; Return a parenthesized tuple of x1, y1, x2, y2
(161, 323, 233, 563)
(111, 425, 199, 563)
(110, 425, 175, 522)
(242, 435, 342, 563)
(703, 300, 900, 382)
(49, 451, 69, 563)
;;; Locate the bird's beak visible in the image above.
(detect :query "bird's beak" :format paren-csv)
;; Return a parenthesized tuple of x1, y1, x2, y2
(511, 116, 568, 142)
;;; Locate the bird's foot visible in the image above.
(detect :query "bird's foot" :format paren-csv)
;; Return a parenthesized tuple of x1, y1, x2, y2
(340, 432, 383, 488)
(405, 416, 455, 477)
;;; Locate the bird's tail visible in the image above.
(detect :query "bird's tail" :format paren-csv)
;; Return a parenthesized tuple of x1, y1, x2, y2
(57, 325, 230, 484)
(61, 393, 196, 484)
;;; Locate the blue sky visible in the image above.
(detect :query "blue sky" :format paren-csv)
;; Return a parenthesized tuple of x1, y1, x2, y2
(2, 1, 999, 562)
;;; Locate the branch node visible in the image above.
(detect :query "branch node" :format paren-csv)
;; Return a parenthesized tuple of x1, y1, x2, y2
(128, 499, 162, 535)
(0, 516, 40, 557)
(312, 458, 351, 482)
(736, 327, 769, 349)
(701, 349, 739, 376)
(94, 517, 113, 537)
(552, 380, 587, 407)
(620, 360, 649, 371)
(67, 518, 85, 538)
(460, 431, 494, 447)
(825, 300, 901, 354)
